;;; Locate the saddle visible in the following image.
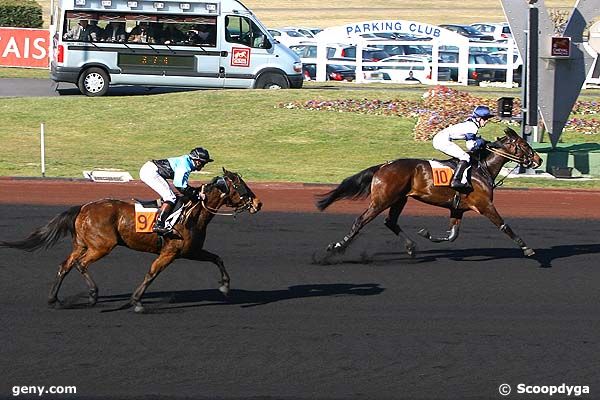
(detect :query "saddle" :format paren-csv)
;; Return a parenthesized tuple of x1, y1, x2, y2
(134, 196, 187, 233)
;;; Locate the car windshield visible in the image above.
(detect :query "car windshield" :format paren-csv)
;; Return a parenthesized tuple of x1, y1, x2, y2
(283, 30, 304, 37)
(471, 54, 494, 64)
(364, 50, 390, 60)
(289, 46, 304, 56)
(463, 25, 483, 35)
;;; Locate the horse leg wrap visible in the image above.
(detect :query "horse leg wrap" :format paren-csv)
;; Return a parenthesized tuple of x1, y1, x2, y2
(500, 224, 526, 247)
(417, 225, 459, 243)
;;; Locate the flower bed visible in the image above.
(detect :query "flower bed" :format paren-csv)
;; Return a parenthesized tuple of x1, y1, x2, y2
(279, 86, 599, 141)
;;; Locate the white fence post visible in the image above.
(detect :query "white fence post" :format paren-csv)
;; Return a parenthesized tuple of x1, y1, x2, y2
(40, 123, 46, 177)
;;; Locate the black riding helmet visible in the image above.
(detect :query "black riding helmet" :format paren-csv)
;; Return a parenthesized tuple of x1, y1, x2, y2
(189, 147, 214, 163)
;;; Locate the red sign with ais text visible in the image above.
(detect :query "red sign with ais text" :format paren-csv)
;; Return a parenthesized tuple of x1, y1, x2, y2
(231, 47, 250, 67)
(0, 28, 50, 68)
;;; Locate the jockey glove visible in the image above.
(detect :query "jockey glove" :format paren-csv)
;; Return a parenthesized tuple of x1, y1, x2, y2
(180, 185, 199, 200)
(471, 138, 487, 150)
(465, 133, 479, 141)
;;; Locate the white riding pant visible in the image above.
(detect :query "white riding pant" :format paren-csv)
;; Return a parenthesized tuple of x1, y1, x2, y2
(139, 161, 176, 203)
(432, 133, 471, 162)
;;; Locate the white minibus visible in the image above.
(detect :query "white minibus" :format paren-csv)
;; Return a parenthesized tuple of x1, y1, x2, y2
(50, 0, 303, 95)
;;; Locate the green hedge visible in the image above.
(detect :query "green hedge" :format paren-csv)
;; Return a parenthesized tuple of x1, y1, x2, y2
(0, 0, 43, 28)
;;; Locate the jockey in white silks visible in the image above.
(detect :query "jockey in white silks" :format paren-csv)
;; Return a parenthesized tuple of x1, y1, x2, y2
(432, 105, 494, 190)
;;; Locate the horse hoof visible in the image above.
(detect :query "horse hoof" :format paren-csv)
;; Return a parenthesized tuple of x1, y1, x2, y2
(523, 248, 535, 257)
(327, 242, 345, 253)
(134, 304, 145, 313)
(47, 298, 61, 308)
(219, 285, 230, 296)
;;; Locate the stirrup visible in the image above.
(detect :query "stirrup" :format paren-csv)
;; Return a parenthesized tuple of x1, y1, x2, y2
(152, 224, 170, 235)
(451, 193, 461, 209)
(450, 180, 470, 189)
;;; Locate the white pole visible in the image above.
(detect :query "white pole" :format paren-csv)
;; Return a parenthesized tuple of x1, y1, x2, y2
(41, 123, 46, 177)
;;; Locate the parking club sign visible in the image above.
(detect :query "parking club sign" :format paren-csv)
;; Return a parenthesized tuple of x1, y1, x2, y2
(231, 47, 250, 67)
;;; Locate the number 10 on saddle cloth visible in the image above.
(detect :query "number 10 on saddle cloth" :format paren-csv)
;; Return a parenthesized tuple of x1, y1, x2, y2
(428, 160, 454, 186)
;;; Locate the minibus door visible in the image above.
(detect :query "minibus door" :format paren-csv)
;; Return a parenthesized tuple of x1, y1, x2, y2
(222, 15, 273, 88)
(195, 50, 224, 87)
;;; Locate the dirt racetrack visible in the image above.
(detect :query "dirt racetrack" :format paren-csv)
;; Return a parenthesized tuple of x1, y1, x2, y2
(1, 177, 600, 218)
(1, 179, 599, 400)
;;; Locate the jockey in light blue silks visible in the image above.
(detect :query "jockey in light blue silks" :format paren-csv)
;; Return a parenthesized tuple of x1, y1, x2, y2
(139, 147, 213, 235)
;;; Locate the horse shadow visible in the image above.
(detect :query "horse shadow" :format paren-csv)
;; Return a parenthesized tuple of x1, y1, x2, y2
(97, 283, 384, 312)
(349, 243, 600, 269)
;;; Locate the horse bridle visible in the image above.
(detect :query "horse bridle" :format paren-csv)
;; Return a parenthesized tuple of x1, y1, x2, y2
(201, 174, 255, 216)
(486, 138, 540, 168)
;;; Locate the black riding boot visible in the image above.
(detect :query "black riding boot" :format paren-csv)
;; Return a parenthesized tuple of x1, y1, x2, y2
(451, 160, 471, 190)
(153, 201, 173, 235)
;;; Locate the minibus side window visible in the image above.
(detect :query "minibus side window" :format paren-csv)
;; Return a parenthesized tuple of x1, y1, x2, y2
(61, 11, 217, 47)
(63, 13, 101, 42)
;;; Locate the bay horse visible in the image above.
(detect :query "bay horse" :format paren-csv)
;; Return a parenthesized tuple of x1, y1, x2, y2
(0, 168, 262, 312)
(316, 127, 543, 257)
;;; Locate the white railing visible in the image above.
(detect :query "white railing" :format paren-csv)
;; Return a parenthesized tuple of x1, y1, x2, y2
(314, 36, 522, 87)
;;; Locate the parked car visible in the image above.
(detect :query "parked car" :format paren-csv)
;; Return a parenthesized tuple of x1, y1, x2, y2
(439, 24, 495, 41)
(305, 27, 323, 37)
(327, 45, 391, 62)
(489, 50, 523, 66)
(374, 55, 452, 83)
(379, 43, 431, 57)
(489, 50, 523, 84)
(289, 43, 319, 60)
(302, 63, 355, 81)
(267, 28, 313, 47)
(440, 51, 508, 85)
(360, 32, 429, 41)
(289, 44, 378, 79)
(282, 26, 318, 39)
(470, 22, 513, 42)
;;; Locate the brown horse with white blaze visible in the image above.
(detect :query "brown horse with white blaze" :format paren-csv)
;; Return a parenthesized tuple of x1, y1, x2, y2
(0, 168, 262, 312)
(316, 127, 543, 257)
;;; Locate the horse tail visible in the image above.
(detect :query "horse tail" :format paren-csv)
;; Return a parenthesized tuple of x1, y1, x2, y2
(316, 164, 383, 211)
(0, 205, 82, 252)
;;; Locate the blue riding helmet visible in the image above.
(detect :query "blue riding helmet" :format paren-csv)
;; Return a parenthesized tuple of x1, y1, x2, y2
(472, 105, 495, 120)
(189, 147, 214, 163)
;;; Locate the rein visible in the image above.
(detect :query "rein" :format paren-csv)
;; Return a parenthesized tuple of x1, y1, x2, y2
(201, 199, 237, 216)
(492, 164, 520, 188)
(485, 144, 530, 188)
(486, 145, 528, 165)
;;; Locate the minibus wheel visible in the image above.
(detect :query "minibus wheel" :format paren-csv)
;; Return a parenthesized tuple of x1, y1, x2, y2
(78, 67, 109, 96)
(255, 73, 289, 89)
